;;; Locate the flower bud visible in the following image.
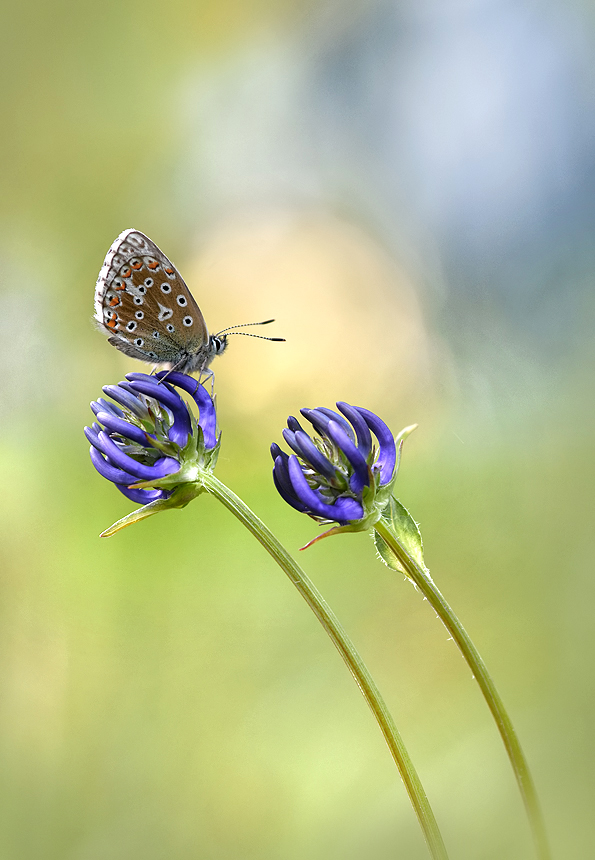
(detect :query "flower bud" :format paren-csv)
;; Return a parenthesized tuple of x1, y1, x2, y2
(85, 371, 220, 535)
(272, 402, 413, 545)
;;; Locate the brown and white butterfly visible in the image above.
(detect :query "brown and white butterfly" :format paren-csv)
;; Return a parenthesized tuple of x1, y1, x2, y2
(94, 228, 283, 377)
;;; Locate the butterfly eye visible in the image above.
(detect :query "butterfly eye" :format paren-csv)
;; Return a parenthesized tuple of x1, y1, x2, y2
(135, 311, 144, 320)
(182, 316, 193, 327)
(144, 278, 153, 287)
(126, 321, 137, 332)
(160, 283, 171, 294)
(134, 338, 144, 347)
(133, 296, 144, 305)
(166, 324, 175, 333)
(176, 295, 187, 307)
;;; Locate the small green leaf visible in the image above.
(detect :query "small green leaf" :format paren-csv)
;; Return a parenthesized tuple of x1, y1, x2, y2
(375, 496, 427, 572)
(100, 483, 204, 537)
(373, 529, 404, 572)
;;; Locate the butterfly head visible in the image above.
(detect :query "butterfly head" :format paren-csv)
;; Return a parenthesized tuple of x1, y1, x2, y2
(210, 333, 228, 358)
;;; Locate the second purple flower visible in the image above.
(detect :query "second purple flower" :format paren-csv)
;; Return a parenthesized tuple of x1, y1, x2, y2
(271, 402, 398, 528)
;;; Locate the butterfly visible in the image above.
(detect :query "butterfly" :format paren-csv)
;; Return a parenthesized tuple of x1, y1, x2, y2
(94, 228, 283, 377)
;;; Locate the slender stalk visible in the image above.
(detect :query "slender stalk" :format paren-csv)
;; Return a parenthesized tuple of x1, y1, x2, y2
(203, 474, 449, 860)
(374, 518, 551, 860)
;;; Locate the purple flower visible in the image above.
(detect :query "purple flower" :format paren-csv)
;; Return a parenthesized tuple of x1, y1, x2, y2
(85, 371, 219, 506)
(271, 403, 398, 530)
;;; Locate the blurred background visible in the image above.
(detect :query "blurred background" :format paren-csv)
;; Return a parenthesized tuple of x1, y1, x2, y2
(0, 0, 593, 856)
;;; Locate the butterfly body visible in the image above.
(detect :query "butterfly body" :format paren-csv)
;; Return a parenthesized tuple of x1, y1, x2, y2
(94, 229, 227, 375)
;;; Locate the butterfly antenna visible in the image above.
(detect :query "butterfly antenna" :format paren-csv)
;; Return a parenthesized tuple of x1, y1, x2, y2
(224, 332, 285, 342)
(215, 319, 278, 336)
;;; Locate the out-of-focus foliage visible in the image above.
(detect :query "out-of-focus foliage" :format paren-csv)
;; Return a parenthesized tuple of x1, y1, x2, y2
(1, 0, 594, 858)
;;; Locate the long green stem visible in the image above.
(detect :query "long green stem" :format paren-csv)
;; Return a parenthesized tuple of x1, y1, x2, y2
(203, 474, 449, 860)
(374, 518, 551, 860)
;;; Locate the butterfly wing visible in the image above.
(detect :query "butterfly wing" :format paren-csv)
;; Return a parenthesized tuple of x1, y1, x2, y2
(94, 229, 210, 367)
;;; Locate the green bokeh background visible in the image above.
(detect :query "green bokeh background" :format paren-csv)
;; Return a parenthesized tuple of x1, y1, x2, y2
(0, 2, 593, 858)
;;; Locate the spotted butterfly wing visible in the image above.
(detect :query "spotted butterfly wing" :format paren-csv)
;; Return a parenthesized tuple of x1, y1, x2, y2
(94, 229, 225, 374)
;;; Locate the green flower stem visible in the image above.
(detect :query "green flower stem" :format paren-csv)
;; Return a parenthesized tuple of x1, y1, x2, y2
(374, 518, 551, 860)
(203, 474, 449, 860)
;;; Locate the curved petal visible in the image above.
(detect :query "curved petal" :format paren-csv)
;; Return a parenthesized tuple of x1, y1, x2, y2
(331, 496, 364, 521)
(97, 431, 180, 480)
(273, 455, 309, 513)
(91, 398, 124, 418)
(336, 402, 372, 459)
(294, 431, 337, 480)
(270, 442, 284, 461)
(84, 424, 101, 448)
(325, 420, 369, 493)
(354, 407, 396, 484)
(155, 371, 218, 450)
(95, 411, 149, 446)
(287, 455, 363, 523)
(116, 484, 169, 504)
(287, 415, 305, 433)
(300, 408, 330, 437)
(317, 407, 356, 442)
(89, 446, 145, 485)
(102, 385, 150, 419)
(281, 429, 302, 456)
(127, 377, 191, 447)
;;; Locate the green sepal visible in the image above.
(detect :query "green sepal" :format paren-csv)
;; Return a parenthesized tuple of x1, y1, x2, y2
(373, 496, 427, 577)
(100, 482, 204, 537)
(393, 423, 418, 480)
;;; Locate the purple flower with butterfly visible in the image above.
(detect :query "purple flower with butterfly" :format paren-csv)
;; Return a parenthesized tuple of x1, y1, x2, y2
(85, 371, 220, 534)
(271, 403, 416, 546)
(94, 229, 283, 379)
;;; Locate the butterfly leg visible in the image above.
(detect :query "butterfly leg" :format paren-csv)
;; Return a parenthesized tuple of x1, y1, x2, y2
(198, 367, 215, 396)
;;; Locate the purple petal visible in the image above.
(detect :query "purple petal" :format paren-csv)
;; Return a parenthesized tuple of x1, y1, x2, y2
(270, 442, 284, 461)
(155, 372, 218, 450)
(96, 431, 180, 480)
(353, 408, 396, 485)
(325, 420, 369, 493)
(317, 408, 356, 442)
(95, 411, 150, 446)
(331, 496, 365, 521)
(89, 446, 145, 485)
(125, 372, 156, 384)
(127, 377, 191, 447)
(283, 427, 336, 477)
(102, 385, 150, 419)
(281, 429, 302, 456)
(287, 455, 362, 523)
(91, 398, 124, 418)
(84, 424, 101, 448)
(336, 402, 372, 458)
(300, 408, 330, 438)
(273, 455, 309, 513)
(294, 431, 337, 480)
(287, 415, 305, 433)
(116, 484, 170, 504)
(301, 408, 355, 445)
